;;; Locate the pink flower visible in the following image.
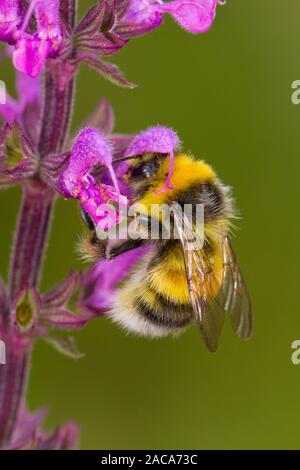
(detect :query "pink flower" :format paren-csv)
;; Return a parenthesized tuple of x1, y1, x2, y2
(0, 69, 40, 126)
(123, 0, 225, 35)
(0, 0, 23, 42)
(61, 128, 128, 232)
(0, 0, 62, 77)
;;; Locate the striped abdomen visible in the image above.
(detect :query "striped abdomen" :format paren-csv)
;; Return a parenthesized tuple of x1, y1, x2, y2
(110, 241, 194, 337)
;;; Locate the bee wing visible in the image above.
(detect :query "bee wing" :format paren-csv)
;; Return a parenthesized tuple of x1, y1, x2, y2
(174, 213, 225, 352)
(217, 236, 253, 339)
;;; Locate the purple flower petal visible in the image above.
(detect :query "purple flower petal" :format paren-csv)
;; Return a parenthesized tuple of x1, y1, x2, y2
(0, 69, 40, 126)
(80, 244, 152, 314)
(0, 0, 22, 42)
(62, 128, 116, 197)
(123, 0, 163, 31)
(2, 0, 62, 77)
(16, 69, 40, 103)
(61, 128, 128, 231)
(126, 126, 179, 193)
(119, 0, 224, 36)
(161, 0, 223, 34)
(13, 34, 49, 77)
(35, 0, 61, 36)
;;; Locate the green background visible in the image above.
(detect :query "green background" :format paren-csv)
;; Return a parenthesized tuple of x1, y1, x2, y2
(1, 0, 300, 449)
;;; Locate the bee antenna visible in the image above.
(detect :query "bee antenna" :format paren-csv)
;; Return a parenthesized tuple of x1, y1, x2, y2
(111, 155, 141, 165)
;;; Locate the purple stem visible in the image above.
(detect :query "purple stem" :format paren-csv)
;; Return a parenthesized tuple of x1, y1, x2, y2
(37, 0, 77, 158)
(0, 334, 30, 445)
(8, 182, 54, 299)
(38, 71, 75, 157)
(0, 0, 77, 448)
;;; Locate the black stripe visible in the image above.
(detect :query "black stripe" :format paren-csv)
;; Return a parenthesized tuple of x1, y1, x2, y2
(176, 181, 225, 221)
(134, 287, 192, 329)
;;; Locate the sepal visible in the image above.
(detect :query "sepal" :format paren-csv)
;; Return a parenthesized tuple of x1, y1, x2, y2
(84, 98, 115, 134)
(43, 335, 85, 360)
(114, 20, 160, 38)
(75, 1, 106, 38)
(79, 52, 136, 89)
(39, 271, 94, 332)
(40, 151, 71, 194)
(115, 0, 130, 20)
(73, 2, 128, 78)
(75, 32, 127, 57)
(111, 133, 134, 159)
(38, 421, 78, 450)
(41, 309, 92, 331)
(42, 271, 78, 309)
(40, 272, 93, 331)
(0, 121, 37, 187)
(6, 405, 79, 450)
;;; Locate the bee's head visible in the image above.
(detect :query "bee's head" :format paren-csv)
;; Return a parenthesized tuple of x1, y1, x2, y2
(126, 153, 168, 183)
(77, 208, 106, 262)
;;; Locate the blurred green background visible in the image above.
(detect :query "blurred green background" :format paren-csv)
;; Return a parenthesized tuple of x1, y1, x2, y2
(1, 0, 300, 450)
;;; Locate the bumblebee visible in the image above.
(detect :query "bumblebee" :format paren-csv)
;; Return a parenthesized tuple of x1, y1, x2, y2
(80, 152, 252, 351)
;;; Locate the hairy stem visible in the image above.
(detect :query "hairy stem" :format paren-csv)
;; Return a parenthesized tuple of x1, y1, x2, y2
(0, 334, 30, 445)
(0, 0, 77, 448)
(8, 182, 54, 299)
(38, 70, 75, 158)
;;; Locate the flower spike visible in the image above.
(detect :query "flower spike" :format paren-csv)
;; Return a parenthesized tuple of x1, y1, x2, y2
(125, 126, 179, 193)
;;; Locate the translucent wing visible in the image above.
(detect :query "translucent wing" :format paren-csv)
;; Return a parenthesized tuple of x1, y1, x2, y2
(218, 236, 253, 339)
(174, 213, 225, 352)
(174, 212, 252, 351)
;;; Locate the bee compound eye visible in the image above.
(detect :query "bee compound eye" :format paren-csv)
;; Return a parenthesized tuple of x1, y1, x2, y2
(131, 160, 160, 179)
